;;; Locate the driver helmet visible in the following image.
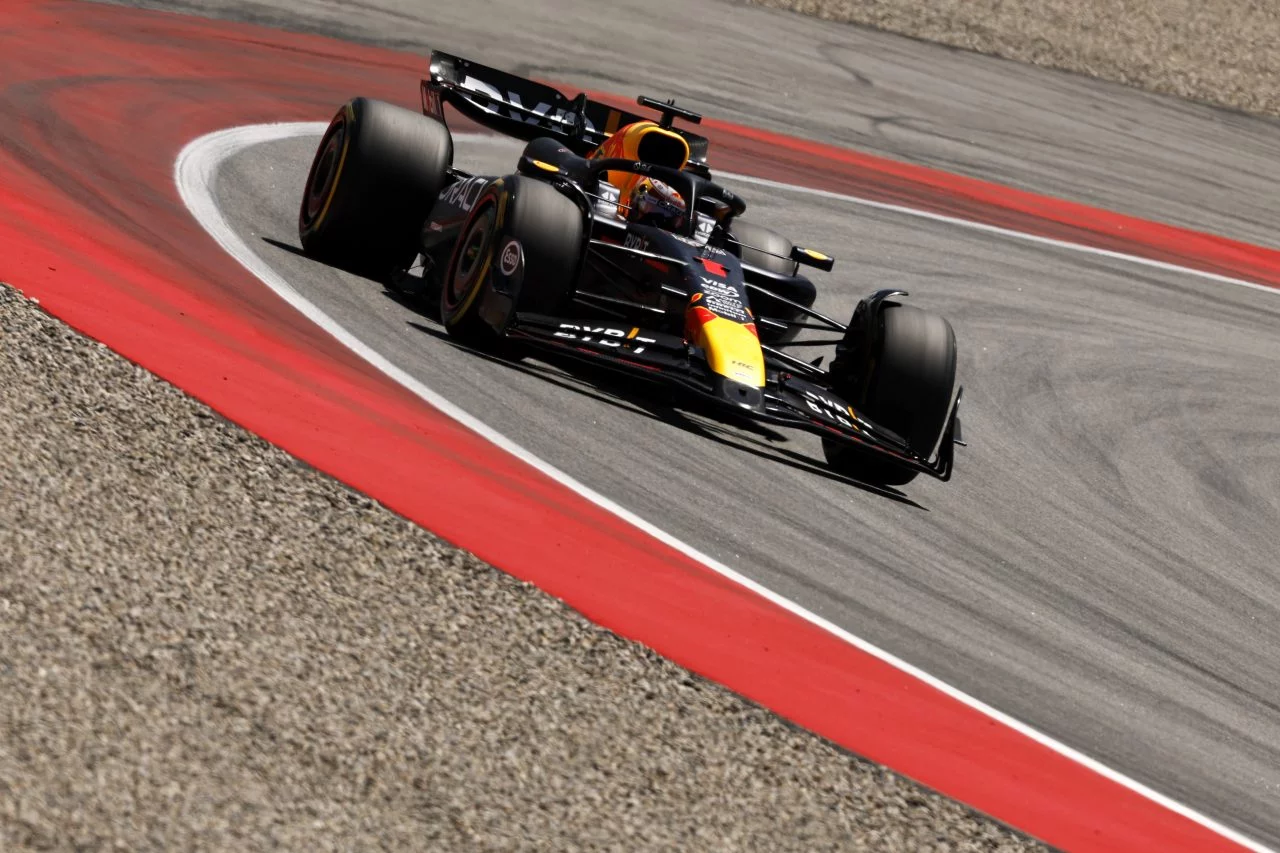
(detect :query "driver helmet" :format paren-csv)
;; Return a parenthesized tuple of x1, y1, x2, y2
(627, 177, 687, 231)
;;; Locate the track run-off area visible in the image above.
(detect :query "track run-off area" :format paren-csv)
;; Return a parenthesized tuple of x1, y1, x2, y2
(4, 1, 1280, 849)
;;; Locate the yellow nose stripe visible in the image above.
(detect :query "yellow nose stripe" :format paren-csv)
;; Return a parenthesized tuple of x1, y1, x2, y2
(689, 310, 766, 388)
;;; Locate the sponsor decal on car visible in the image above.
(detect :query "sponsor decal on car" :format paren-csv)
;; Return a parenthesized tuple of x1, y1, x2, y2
(499, 239, 523, 277)
(697, 276, 749, 322)
(695, 213, 715, 242)
(460, 75, 598, 133)
(699, 257, 728, 277)
(421, 84, 444, 119)
(554, 323, 656, 353)
(438, 175, 489, 213)
(623, 232, 649, 252)
(799, 387, 857, 429)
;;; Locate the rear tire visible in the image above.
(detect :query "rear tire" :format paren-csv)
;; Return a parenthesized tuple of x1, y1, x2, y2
(732, 220, 793, 275)
(730, 221, 812, 343)
(299, 97, 453, 276)
(440, 176, 584, 348)
(823, 302, 956, 486)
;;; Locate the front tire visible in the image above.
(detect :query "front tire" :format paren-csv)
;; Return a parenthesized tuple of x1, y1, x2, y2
(440, 176, 584, 347)
(299, 97, 453, 275)
(824, 302, 957, 486)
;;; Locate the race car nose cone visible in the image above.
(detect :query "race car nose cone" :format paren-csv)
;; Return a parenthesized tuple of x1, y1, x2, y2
(712, 376, 764, 411)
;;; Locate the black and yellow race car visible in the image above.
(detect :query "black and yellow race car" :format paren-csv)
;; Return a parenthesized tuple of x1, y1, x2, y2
(297, 51, 963, 486)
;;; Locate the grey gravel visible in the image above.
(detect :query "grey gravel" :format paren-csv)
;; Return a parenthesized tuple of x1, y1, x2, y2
(0, 281, 1038, 850)
(752, 0, 1280, 120)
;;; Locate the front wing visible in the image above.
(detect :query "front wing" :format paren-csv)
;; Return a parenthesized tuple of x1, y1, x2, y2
(506, 313, 957, 482)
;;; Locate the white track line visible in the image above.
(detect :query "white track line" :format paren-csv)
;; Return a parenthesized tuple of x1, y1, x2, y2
(719, 172, 1280, 297)
(176, 121, 1272, 853)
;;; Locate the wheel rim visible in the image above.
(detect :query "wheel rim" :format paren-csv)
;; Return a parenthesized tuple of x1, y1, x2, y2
(446, 204, 496, 310)
(301, 119, 346, 229)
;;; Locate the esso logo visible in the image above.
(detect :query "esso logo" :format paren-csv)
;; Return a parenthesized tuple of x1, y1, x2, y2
(499, 239, 523, 276)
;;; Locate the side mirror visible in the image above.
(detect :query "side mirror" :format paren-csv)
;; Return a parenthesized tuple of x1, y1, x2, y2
(790, 245, 835, 272)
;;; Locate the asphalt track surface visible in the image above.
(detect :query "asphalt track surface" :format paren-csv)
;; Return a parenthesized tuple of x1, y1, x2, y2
(82, 0, 1280, 845)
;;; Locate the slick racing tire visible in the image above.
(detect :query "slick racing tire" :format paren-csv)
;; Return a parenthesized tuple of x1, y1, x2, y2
(729, 221, 812, 343)
(823, 302, 957, 486)
(441, 175, 584, 348)
(299, 97, 453, 276)
(732, 220, 793, 274)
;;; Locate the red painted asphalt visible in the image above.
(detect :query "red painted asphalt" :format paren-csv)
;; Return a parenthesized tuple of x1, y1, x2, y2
(0, 1, 1265, 849)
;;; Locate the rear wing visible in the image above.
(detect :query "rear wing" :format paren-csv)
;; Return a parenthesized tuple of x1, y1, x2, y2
(422, 50, 712, 175)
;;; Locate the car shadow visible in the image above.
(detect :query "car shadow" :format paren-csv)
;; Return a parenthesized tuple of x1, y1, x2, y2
(262, 236, 309, 260)
(263, 235, 442, 318)
(406, 321, 924, 509)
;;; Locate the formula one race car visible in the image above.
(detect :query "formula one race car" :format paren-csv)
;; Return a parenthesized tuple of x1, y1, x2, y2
(298, 51, 963, 485)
